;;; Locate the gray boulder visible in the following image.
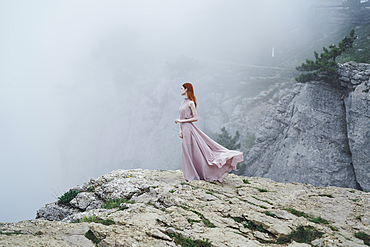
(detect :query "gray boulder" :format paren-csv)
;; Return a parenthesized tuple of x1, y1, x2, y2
(244, 81, 357, 188)
(36, 202, 81, 221)
(243, 62, 370, 190)
(345, 90, 370, 191)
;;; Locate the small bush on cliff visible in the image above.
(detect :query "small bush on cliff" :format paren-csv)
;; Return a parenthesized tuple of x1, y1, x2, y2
(58, 190, 81, 205)
(72, 215, 115, 225)
(85, 230, 104, 244)
(276, 226, 324, 244)
(284, 208, 329, 224)
(167, 232, 212, 247)
(295, 29, 357, 85)
(355, 232, 370, 246)
(102, 198, 135, 209)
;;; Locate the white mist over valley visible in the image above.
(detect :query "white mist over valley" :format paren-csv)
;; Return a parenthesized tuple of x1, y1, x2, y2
(0, 0, 345, 222)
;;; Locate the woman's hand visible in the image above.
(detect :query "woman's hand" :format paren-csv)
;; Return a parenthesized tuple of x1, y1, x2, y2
(175, 118, 182, 124)
(179, 130, 183, 138)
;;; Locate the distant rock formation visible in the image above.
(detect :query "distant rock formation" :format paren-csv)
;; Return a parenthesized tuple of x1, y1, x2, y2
(1, 169, 369, 246)
(243, 62, 370, 191)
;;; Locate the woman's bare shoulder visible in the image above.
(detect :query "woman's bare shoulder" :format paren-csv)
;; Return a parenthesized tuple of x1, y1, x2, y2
(189, 101, 195, 107)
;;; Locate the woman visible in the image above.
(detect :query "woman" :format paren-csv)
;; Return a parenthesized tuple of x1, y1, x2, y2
(175, 82, 244, 182)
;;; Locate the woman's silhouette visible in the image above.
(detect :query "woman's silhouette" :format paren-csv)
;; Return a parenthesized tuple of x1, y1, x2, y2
(175, 82, 244, 182)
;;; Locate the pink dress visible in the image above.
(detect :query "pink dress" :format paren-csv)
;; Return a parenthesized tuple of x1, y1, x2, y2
(179, 98, 244, 182)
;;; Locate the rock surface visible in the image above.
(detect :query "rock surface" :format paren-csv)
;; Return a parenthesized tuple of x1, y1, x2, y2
(1, 169, 369, 246)
(243, 62, 370, 190)
(342, 62, 370, 191)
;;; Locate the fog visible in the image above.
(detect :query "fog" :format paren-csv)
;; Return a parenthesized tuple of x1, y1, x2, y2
(0, 0, 340, 222)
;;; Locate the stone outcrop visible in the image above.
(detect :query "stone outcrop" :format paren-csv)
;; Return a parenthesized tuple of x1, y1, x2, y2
(1, 169, 369, 246)
(340, 62, 370, 192)
(243, 61, 370, 191)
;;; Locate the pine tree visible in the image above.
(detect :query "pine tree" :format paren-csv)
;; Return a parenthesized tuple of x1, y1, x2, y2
(216, 127, 240, 150)
(295, 29, 357, 85)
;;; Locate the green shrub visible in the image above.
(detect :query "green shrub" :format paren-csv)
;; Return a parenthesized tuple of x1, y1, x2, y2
(320, 194, 333, 198)
(355, 232, 370, 246)
(329, 225, 339, 231)
(276, 226, 324, 244)
(168, 232, 212, 247)
(243, 179, 250, 184)
(356, 215, 364, 220)
(180, 206, 216, 228)
(0, 230, 24, 236)
(73, 215, 115, 225)
(87, 186, 95, 192)
(285, 208, 307, 218)
(188, 218, 201, 225)
(102, 198, 135, 209)
(252, 196, 273, 205)
(58, 190, 81, 205)
(243, 220, 265, 232)
(85, 230, 103, 244)
(265, 211, 276, 217)
(284, 208, 329, 224)
(310, 217, 329, 224)
(231, 217, 244, 223)
(254, 187, 268, 192)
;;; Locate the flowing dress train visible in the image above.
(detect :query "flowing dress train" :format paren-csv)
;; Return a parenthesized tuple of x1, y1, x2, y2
(179, 98, 244, 182)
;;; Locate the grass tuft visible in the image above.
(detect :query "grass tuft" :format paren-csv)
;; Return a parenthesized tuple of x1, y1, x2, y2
(244, 221, 265, 232)
(265, 211, 276, 217)
(87, 186, 95, 192)
(310, 217, 329, 224)
(102, 198, 135, 209)
(180, 205, 216, 228)
(72, 215, 115, 225)
(168, 232, 212, 247)
(356, 215, 364, 220)
(284, 208, 329, 224)
(188, 218, 201, 225)
(0, 230, 24, 236)
(254, 187, 268, 192)
(231, 217, 244, 223)
(251, 196, 273, 205)
(355, 232, 370, 246)
(243, 179, 250, 184)
(58, 190, 81, 205)
(329, 225, 339, 231)
(276, 226, 324, 244)
(85, 230, 104, 244)
(320, 194, 333, 198)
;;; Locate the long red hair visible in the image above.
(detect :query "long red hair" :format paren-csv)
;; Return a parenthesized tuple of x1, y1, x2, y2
(183, 82, 197, 107)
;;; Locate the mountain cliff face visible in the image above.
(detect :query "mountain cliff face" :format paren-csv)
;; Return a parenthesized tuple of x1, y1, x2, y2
(1, 169, 369, 246)
(243, 62, 370, 191)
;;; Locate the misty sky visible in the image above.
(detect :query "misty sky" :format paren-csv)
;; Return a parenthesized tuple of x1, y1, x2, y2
(0, 0, 337, 222)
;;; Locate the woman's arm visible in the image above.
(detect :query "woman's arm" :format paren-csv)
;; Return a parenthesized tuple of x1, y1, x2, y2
(179, 123, 183, 138)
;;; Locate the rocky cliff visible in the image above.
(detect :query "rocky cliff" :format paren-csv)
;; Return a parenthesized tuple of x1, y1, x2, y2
(1, 169, 369, 246)
(243, 62, 370, 191)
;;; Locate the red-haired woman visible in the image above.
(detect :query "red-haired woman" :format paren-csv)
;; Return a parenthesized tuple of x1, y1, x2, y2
(175, 82, 244, 182)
